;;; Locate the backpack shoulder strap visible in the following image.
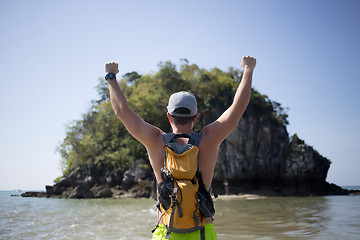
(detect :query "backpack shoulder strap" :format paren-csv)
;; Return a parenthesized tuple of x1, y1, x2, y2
(190, 132, 202, 146)
(162, 133, 175, 144)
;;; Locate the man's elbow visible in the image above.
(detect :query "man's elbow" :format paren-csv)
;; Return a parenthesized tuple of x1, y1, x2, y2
(113, 105, 127, 121)
(232, 96, 250, 115)
(244, 97, 251, 110)
(111, 102, 128, 118)
(239, 94, 251, 112)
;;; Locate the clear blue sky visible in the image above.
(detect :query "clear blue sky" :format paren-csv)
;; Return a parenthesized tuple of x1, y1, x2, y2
(0, 0, 359, 190)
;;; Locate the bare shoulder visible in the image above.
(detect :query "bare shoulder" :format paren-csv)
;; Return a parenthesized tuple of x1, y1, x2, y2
(143, 126, 164, 149)
(199, 122, 224, 147)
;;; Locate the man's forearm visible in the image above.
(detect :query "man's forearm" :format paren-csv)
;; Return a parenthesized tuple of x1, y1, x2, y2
(107, 79, 130, 118)
(104, 62, 132, 119)
(231, 56, 256, 114)
(232, 67, 253, 111)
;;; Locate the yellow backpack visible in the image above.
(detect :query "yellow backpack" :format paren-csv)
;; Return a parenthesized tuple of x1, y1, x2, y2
(155, 133, 215, 239)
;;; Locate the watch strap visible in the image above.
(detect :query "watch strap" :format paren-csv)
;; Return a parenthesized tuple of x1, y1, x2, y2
(105, 73, 116, 80)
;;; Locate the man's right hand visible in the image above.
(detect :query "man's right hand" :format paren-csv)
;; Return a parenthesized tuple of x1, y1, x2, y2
(105, 62, 120, 74)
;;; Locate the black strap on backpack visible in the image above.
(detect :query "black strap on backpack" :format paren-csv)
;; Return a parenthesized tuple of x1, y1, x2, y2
(163, 132, 202, 146)
(200, 228, 205, 240)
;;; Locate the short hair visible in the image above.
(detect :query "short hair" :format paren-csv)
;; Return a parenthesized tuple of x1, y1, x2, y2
(171, 108, 196, 126)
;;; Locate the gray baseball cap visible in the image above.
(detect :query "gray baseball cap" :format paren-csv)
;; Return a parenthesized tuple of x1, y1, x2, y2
(167, 91, 198, 117)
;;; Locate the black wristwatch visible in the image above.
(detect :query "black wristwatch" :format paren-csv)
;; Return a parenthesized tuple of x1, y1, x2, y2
(105, 73, 116, 80)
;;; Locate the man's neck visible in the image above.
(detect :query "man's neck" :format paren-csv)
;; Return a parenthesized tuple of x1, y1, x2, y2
(171, 124, 193, 135)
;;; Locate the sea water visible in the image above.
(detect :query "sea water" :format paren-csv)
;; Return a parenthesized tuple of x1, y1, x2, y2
(1, 189, 359, 240)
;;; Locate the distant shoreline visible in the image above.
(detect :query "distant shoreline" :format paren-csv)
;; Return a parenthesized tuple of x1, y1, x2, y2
(341, 186, 360, 191)
(2, 185, 360, 192)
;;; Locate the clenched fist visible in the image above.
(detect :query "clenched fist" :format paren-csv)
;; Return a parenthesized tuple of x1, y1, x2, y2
(105, 62, 120, 74)
(241, 56, 256, 71)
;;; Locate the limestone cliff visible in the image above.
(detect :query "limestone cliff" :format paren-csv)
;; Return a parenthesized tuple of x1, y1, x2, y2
(213, 102, 343, 196)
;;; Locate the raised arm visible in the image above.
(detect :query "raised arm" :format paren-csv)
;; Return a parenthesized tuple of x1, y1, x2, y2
(105, 62, 163, 148)
(202, 56, 256, 145)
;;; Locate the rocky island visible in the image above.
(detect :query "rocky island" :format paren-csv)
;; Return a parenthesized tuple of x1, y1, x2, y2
(22, 61, 351, 199)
